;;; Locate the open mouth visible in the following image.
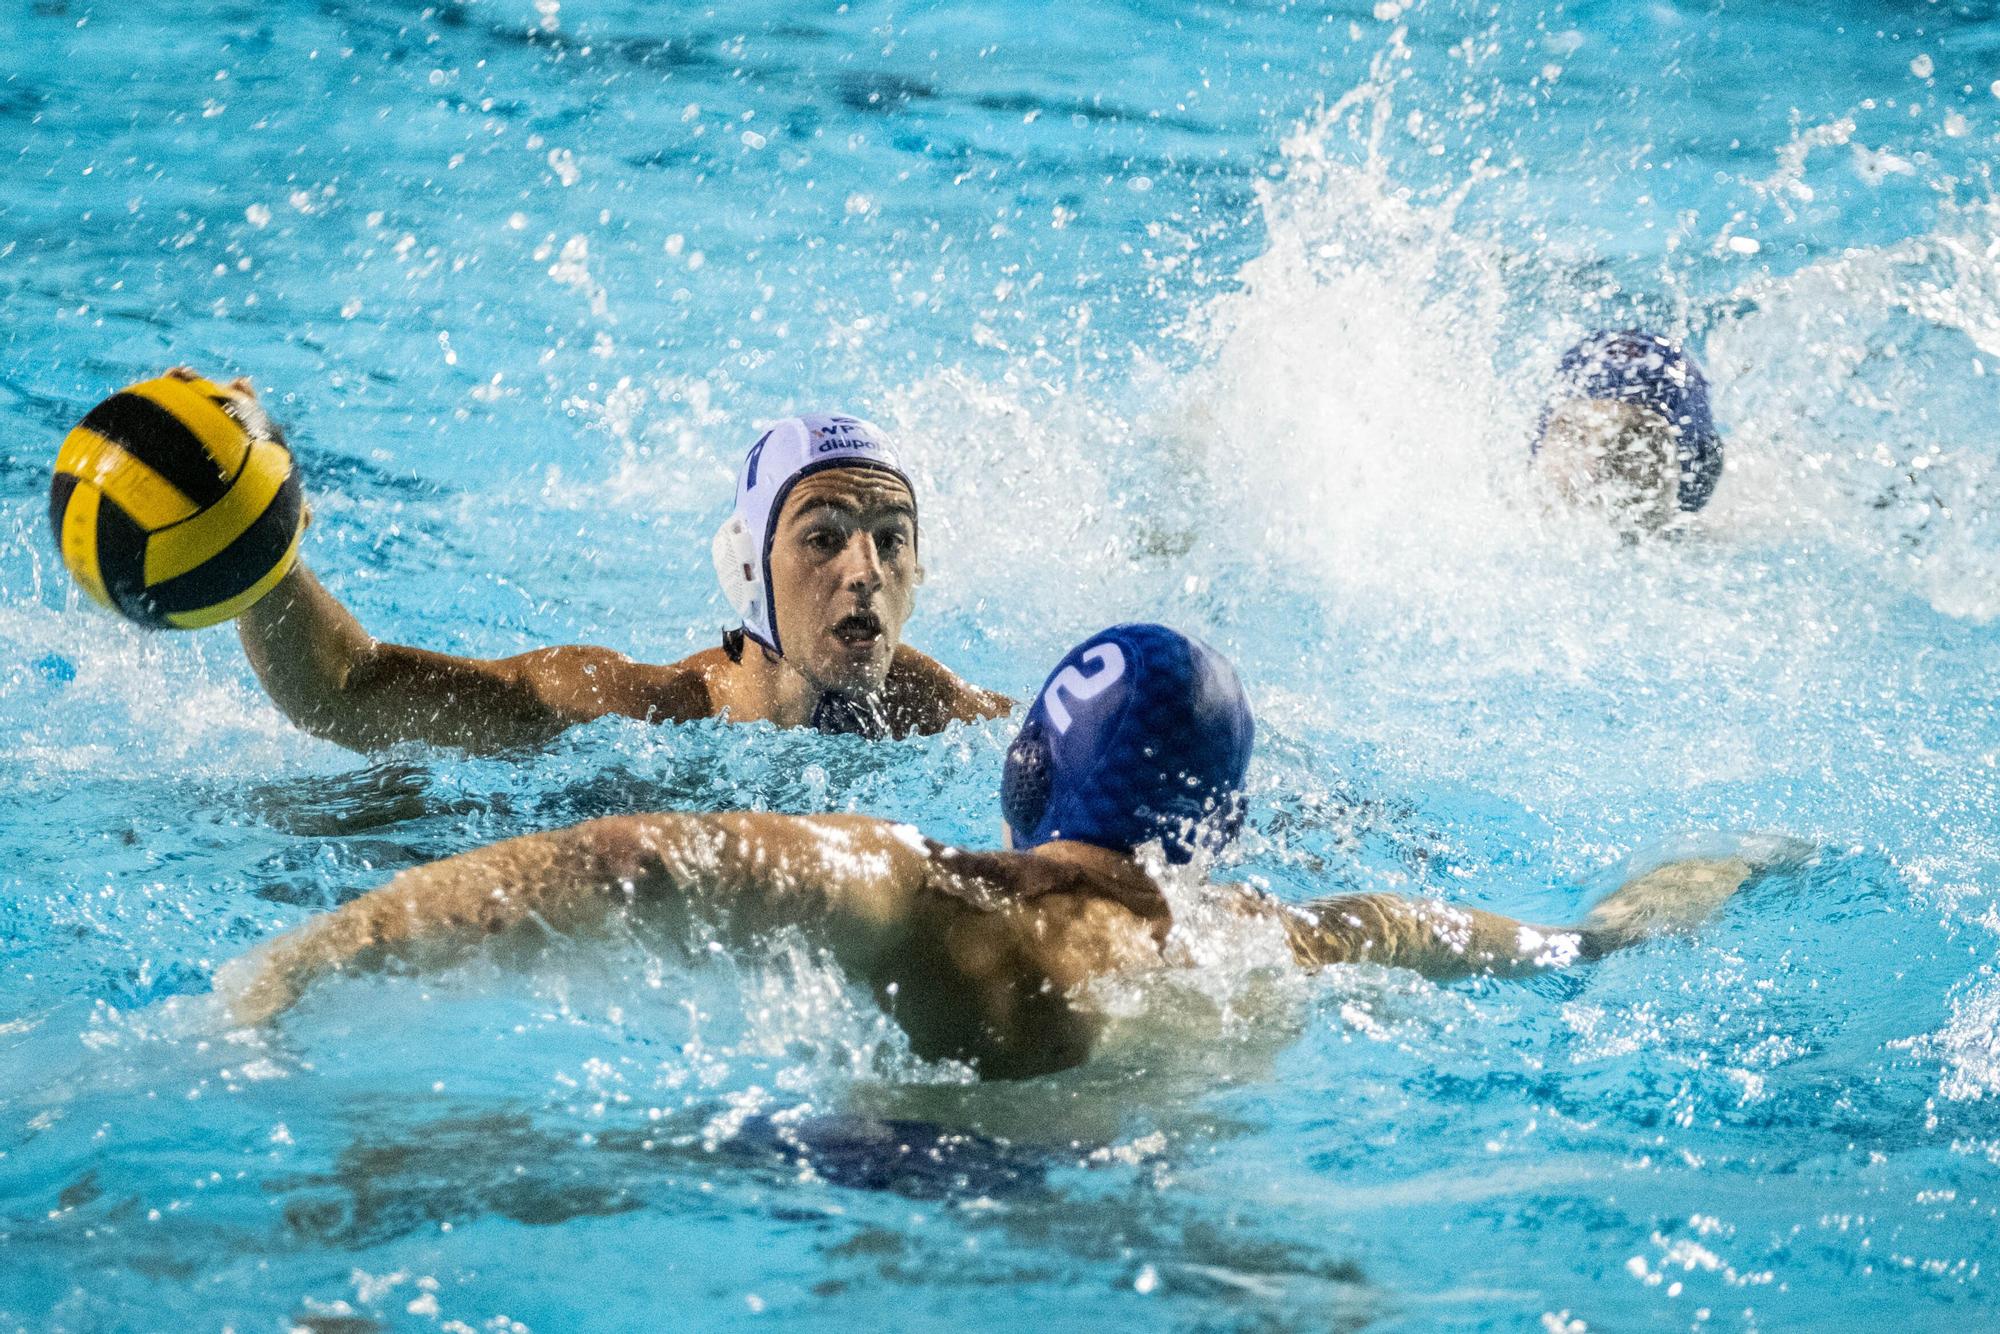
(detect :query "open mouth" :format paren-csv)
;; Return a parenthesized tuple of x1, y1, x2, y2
(831, 610, 884, 646)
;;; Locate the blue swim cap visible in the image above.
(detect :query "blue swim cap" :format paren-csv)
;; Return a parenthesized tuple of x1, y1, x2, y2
(1002, 624, 1255, 865)
(1537, 330, 1724, 512)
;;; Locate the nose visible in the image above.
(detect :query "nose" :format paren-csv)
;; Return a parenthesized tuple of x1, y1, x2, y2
(835, 531, 884, 596)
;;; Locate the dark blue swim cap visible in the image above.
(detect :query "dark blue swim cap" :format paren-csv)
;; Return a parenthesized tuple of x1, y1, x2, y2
(1002, 624, 1255, 865)
(1537, 330, 1724, 512)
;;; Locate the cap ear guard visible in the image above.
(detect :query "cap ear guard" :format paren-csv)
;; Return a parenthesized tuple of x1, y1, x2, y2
(712, 514, 760, 627)
(1000, 716, 1054, 841)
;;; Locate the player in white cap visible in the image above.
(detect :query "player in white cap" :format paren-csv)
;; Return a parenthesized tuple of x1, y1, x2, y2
(236, 407, 1010, 751)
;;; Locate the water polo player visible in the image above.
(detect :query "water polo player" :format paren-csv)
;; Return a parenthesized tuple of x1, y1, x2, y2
(216, 378, 1009, 749)
(1533, 330, 1725, 535)
(221, 623, 1778, 1080)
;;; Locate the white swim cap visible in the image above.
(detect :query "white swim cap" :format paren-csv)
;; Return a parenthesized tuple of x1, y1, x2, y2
(711, 413, 914, 655)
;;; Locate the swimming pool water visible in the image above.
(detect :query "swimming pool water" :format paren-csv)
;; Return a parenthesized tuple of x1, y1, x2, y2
(4, 1, 2000, 1328)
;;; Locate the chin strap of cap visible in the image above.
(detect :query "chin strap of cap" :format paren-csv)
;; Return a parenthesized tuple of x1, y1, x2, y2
(810, 691, 890, 738)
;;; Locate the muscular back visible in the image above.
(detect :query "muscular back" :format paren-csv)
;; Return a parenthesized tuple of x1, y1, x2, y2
(869, 845, 1172, 1079)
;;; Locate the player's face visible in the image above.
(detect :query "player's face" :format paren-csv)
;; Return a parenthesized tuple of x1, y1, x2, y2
(768, 469, 920, 694)
(1536, 399, 1680, 535)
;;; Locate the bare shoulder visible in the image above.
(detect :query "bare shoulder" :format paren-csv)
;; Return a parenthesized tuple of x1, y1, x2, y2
(885, 645, 1013, 733)
(645, 645, 729, 720)
(585, 809, 922, 869)
(915, 846, 1171, 972)
(506, 643, 720, 725)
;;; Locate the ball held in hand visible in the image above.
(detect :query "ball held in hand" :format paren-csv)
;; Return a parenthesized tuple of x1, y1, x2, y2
(49, 373, 305, 629)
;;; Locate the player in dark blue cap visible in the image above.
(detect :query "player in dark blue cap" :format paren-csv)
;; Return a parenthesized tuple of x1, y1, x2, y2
(1534, 330, 1725, 535)
(1000, 623, 1255, 866)
(220, 624, 1770, 1079)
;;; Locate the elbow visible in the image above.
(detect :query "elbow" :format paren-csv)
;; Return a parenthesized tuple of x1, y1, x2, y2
(283, 692, 397, 755)
(284, 703, 377, 754)
(246, 636, 389, 751)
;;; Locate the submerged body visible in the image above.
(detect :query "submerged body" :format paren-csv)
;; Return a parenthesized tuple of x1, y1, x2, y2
(222, 625, 1767, 1078)
(221, 810, 1760, 1079)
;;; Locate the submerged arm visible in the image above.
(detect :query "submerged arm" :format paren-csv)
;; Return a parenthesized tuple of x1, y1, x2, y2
(218, 812, 933, 1025)
(238, 564, 708, 752)
(1283, 855, 1761, 979)
(1280, 893, 1584, 978)
(1571, 855, 1756, 953)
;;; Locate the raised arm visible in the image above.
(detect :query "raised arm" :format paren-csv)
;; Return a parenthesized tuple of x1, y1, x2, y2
(216, 811, 934, 1025)
(238, 563, 709, 752)
(1281, 854, 1762, 978)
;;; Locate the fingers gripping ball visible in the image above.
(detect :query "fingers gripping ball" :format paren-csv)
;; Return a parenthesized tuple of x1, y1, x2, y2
(49, 374, 305, 629)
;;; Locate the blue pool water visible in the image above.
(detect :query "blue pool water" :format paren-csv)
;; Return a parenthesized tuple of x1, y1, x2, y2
(5, 0, 2000, 1327)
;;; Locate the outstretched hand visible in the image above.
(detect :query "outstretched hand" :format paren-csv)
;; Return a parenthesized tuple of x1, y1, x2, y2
(1577, 836, 1811, 954)
(163, 365, 311, 528)
(1578, 857, 1752, 952)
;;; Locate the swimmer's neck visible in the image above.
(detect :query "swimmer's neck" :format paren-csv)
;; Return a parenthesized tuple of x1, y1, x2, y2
(1021, 839, 1159, 890)
(720, 641, 886, 729)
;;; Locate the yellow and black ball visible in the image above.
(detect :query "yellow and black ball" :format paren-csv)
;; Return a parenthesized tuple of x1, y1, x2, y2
(49, 373, 305, 629)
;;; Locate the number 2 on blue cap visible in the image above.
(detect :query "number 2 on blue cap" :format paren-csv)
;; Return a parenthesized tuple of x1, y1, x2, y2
(1043, 643, 1126, 733)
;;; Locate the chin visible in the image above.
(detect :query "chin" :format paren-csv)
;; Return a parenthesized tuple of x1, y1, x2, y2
(810, 650, 893, 696)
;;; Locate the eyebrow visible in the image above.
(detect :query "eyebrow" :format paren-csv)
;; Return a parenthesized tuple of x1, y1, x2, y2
(788, 496, 916, 525)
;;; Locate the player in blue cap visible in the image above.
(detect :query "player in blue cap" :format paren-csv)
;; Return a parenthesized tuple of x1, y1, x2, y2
(1533, 331, 1725, 535)
(220, 624, 1772, 1079)
(222, 386, 1008, 750)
